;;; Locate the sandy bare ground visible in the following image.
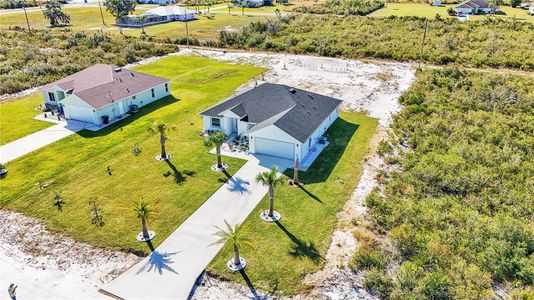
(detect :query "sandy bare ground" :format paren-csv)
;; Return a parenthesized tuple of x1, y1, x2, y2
(0, 210, 140, 299)
(0, 49, 414, 300)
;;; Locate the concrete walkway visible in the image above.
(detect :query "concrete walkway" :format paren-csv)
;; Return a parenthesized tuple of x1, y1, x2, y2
(102, 159, 285, 300)
(0, 122, 83, 164)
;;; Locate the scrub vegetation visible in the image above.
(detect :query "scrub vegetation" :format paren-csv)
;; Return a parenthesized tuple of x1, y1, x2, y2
(209, 112, 378, 295)
(217, 14, 534, 70)
(296, 0, 385, 16)
(0, 29, 178, 95)
(0, 56, 265, 253)
(362, 68, 534, 299)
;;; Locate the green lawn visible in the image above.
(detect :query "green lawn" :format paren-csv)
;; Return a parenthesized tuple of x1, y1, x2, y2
(0, 93, 52, 145)
(0, 6, 270, 39)
(370, 3, 534, 23)
(208, 112, 378, 295)
(0, 56, 265, 254)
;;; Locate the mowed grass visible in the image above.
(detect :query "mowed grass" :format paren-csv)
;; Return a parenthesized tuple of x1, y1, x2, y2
(208, 112, 378, 295)
(0, 55, 265, 253)
(370, 3, 534, 23)
(0, 93, 52, 145)
(0, 7, 269, 39)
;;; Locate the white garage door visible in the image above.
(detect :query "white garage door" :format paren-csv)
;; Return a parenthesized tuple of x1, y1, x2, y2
(254, 137, 294, 159)
(65, 106, 95, 124)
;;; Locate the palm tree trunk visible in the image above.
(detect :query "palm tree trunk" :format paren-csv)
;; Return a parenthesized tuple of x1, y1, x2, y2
(216, 144, 223, 168)
(160, 134, 167, 158)
(293, 158, 299, 184)
(268, 185, 274, 217)
(141, 218, 149, 238)
(233, 244, 241, 265)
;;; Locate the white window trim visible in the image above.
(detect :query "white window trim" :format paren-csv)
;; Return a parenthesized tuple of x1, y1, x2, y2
(211, 117, 221, 128)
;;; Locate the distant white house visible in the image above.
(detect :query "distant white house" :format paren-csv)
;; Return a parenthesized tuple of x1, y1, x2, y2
(431, 0, 441, 7)
(200, 83, 341, 161)
(40, 64, 171, 126)
(235, 0, 270, 7)
(455, 0, 495, 14)
(138, 0, 176, 4)
(118, 6, 196, 27)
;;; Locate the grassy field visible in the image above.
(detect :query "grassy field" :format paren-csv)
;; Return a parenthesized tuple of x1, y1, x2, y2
(0, 6, 269, 39)
(370, 3, 534, 23)
(208, 112, 378, 295)
(0, 56, 265, 253)
(0, 93, 52, 145)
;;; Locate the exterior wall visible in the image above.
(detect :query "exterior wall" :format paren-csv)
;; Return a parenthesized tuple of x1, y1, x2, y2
(300, 106, 340, 160)
(203, 116, 224, 132)
(237, 120, 250, 136)
(94, 82, 170, 125)
(455, 7, 475, 14)
(42, 86, 67, 107)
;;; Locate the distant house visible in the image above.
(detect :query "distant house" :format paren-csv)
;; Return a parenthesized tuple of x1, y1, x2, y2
(455, 0, 495, 14)
(235, 0, 268, 7)
(431, 0, 441, 6)
(200, 83, 342, 161)
(138, 0, 176, 4)
(40, 64, 170, 126)
(118, 6, 196, 27)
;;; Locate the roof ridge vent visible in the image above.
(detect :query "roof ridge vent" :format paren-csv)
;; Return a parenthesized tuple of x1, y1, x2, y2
(131, 72, 135, 77)
(289, 88, 296, 94)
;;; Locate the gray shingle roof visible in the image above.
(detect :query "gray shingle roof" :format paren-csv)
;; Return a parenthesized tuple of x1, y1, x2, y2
(41, 64, 170, 109)
(200, 83, 342, 143)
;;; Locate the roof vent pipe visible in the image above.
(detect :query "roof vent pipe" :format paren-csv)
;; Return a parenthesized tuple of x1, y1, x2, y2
(289, 88, 296, 94)
(114, 67, 122, 72)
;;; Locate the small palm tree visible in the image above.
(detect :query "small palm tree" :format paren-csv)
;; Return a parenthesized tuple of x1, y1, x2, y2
(147, 121, 176, 160)
(134, 199, 155, 241)
(256, 166, 284, 219)
(204, 131, 227, 169)
(292, 158, 300, 185)
(212, 220, 252, 268)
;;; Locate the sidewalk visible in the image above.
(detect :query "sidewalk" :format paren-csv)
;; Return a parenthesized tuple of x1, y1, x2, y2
(0, 122, 83, 164)
(101, 159, 285, 300)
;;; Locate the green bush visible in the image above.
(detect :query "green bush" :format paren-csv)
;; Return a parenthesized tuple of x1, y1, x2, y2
(350, 247, 385, 270)
(364, 269, 394, 298)
(296, 0, 385, 16)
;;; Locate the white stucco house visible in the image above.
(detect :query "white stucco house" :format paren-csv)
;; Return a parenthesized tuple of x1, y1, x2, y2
(455, 0, 495, 14)
(40, 64, 171, 126)
(200, 83, 342, 161)
(118, 6, 196, 27)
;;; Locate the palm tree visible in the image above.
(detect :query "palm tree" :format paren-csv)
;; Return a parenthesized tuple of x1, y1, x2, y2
(134, 199, 155, 241)
(204, 131, 227, 169)
(292, 158, 299, 185)
(212, 220, 252, 268)
(256, 166, 284, 219)
(147, 121, 176, 160)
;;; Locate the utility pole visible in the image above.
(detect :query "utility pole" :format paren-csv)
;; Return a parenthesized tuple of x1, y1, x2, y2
(98, 0, 106, 26)
(418, 18, 429, 69)
(185, 20, 189, 48)
(22, 0, 31, 33)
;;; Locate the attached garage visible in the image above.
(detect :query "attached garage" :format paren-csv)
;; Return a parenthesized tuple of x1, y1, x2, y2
(64, 106, 95, 123)
(254, 137, 295, 159)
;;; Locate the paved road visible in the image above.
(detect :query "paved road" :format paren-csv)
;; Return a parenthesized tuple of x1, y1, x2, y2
(0, 122, 83, 164)
(101, 159, 285, 300)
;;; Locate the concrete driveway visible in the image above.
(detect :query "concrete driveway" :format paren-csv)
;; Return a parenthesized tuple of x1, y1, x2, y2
(102, 159, 286, 300)
(0, 122, 83, 164)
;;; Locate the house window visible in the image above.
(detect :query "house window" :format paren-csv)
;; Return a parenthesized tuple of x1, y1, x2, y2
(151, 88, 155, 98)
(211, 118, 221, 128)
(165, 83, 169, 92)
(48, 92, 56, 102)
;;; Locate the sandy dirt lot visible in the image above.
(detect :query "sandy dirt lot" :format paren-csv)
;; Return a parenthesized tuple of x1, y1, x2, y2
(0, 49, 414, 300)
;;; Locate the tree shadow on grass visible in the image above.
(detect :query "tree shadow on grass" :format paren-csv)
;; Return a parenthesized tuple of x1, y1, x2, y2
(164, 159, 196, 185)
(76, 95, 180, 138)
(282, 118, 358, 185)
(297, 184, 322, 203)
(239, 269, 262, 300)
(275, 221, 323, 264)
